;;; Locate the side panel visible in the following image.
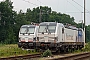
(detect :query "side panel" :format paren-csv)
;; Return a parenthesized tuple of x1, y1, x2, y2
(38, 33, 56, 42)
(64, 28, 77, 42)
(57, 25, 62, 42)
(78, 30, 83, 42)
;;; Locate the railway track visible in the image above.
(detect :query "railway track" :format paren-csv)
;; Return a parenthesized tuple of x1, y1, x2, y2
(49, 52, 90, 60)
(0, 53, 41, 60)
(0, 52, 90, 60)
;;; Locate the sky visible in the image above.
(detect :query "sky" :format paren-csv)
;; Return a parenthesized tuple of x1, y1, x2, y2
(0, 0, 90, 25)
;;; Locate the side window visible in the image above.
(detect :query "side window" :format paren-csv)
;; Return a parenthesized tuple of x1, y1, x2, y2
(62, 28, 64, 33)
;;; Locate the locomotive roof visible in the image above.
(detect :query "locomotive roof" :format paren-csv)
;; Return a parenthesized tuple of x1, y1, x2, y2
(65, 25, 78, 30)
(39, 22, 57, 26)
(39, 22, 65, 28)
(39, 22, 64, 26)
(21, 25, 36, 28)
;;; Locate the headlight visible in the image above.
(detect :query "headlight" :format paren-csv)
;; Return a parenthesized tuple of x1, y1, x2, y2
(19, 38, 25, 42)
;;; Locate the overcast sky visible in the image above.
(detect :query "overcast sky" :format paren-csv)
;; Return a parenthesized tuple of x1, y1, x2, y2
(1, 0, 90, 25)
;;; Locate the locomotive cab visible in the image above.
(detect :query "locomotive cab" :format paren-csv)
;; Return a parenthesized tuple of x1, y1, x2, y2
(18, 25, 39, 49)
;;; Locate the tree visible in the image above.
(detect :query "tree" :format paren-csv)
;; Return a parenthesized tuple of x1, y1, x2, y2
(0, 0, 16, 44)
(86, 25, 90, 42)
(0, 0, 89, 44)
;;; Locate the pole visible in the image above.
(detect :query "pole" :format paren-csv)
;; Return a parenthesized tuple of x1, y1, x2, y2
(82, 20, 83, 29)
(39, 7, 41, 23)
(0, 12, 1, 20)
(84, 0, 85, 47)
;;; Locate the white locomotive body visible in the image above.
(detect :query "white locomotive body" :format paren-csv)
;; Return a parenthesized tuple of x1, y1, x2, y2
(37, 22, 84, 51)
(18, 25, 39, 49)
(18, 22, 84, 52)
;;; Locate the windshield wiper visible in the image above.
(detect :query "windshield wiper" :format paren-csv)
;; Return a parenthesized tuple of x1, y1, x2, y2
(41, 26, 47, 34)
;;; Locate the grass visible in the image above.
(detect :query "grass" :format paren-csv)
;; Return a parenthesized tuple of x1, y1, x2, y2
(73, 42, 90, 53)
(0, 42, 90, 58)
(81, 42, 90, 52)
(0, 44, 38, 58)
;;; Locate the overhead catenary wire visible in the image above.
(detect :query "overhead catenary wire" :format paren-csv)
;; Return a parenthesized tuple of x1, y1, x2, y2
(67, 0, 82, 12)
(66, 12, 89, 13)
(37, 0, 45, 5)
(67, 0, 90, 21)
(37, 0, 41, 3)
(22, 0, 45, 6)
(66, 0, 83, 20)
(72, 0, 90, 25)
(72, 0, 90, 14)
(22, 0, 44, 23)
(72, 0, 84, 9)
(22, 0, 38, 6)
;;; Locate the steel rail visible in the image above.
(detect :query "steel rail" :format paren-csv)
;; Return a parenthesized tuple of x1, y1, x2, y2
(49, 52, 90, 60)
(0, 53, 41, 60)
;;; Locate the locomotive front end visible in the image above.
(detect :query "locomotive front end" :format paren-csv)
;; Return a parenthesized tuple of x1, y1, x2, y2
(37, 22, 58, 50)
(18, 25, 38, 49)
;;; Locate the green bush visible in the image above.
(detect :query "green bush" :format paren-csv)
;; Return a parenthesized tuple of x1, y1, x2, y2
(42, 49, 52, 57)
(82, 42, 90, 52)
(73, 42, 90, 53)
